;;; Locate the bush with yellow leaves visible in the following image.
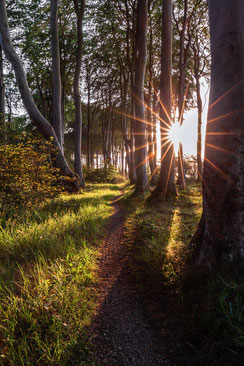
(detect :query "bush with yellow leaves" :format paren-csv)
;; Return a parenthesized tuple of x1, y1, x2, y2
(0, 136, 62, 209)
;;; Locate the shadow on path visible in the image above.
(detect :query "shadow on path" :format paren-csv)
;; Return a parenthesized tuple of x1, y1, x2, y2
(88, 193, 174, 366)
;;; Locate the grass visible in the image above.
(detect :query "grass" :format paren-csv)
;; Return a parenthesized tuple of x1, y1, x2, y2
(0, 183, 122, 365)
(122, 183, 244, 366)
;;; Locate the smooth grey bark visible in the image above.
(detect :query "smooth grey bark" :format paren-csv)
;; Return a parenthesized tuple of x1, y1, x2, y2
(73, 0, 85, 186)
(134, 0, 149, 192)
(192, 0, 244, 267)
(153, 93, 157, 171)
(151, 0, 175, 198)
(195, 73, 203, 182)
(124, 0, 137, 185)
(176, 0, 191, 187)
(50, 0, 63, 151)
(86, 67, 91, 169)
(147, 7, 157, 186)
(0, 0, 79, 189)
(0, 42, 5, 142)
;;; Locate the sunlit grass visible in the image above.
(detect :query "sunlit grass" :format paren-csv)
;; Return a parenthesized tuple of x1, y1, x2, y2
(0, 183, 122, 365)
(123, 183, 244, 365)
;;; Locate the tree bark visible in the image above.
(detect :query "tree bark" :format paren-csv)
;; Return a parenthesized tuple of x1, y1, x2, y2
(147, 7, 157, 186)
(87, 69, 91, 169)
(0, 0, 79, 190)
(153, 92, 157, 171)
(50, 0, 63, 150)
(151, 0, 175, 198)
(177, 0, 190, 187)
(0, 42, 5, 142)
(73, 0, 85, 186)
(193, 0, 244, 267)
(134, 0, 149, 192)
(196, 74, 202, 182)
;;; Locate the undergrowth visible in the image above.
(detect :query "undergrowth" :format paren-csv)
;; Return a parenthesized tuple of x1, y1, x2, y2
(122, 183, 244, 366)
(0, 183, 122, 365)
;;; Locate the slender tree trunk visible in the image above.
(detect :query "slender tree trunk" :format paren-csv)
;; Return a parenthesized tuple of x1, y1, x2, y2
(134, 0, 149, 192)
(87, 75, 91, 169)
(0, 0, 79, 190)
(196, 74, 202, 182)
(122, 144, 125, 175)
(177, 0, 188, 187)
(192, 0, 244, 267)
(73, 0, 85, 186)
(151, 0, 175, 199)
(147, 10, 157, 185)
(0, 43, 5, 142)
(50, 0, 63, 150)
(153, 92, 157, 170)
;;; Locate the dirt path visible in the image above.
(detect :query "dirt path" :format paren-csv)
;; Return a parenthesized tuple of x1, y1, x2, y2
(89, 192, 174, 366)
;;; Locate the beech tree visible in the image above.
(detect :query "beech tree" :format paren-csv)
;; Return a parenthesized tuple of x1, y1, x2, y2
(134, 0, 149, 192)
(192, 0, 244, 267)
(50, 0, 63, 151)
(150, 0, 175, 198)
(0, 0, 79, 189)
(73, 0, 85, 185)
(0, 43, 5, 141)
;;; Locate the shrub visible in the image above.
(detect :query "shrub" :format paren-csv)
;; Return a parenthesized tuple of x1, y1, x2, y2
(84, 165, 126, 184)
(0, 137, 61, 210)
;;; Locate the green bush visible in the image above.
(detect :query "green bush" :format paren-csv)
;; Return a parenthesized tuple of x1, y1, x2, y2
(0, 137, 61, 210)
(84, 165, 126, 184)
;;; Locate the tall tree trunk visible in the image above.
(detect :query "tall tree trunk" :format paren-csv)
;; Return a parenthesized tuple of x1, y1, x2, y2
(0, 43, 5, 142)
(87, 72, 91, 169)
(134, 0, 149, 192)
(196, 74, 202, 182)
(177, 0, 189, 187)
(153, 92, 157, 171)
(73, 0, 85, 186)
(0, 0, 79, 190)
(192, 0, 244, 267)
(50, 0, 63, 150)
(151, 0, 175, 198)
(147, 8, 157, 185)
(122, 144, 125, 175)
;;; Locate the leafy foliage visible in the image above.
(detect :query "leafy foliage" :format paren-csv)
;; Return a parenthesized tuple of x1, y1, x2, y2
(0, 137, 61, 210)
(84, 165, 126, 184)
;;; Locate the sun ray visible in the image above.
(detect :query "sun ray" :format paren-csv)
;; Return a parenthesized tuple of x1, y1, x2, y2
(178, 145, 186, 188)
(204, 157, 229, 181)
(208, 107, 244, 123)
(179, 79, 190, 125)
(149, 80, 172, 128)
(206, 131, 244, 136)
(209, 80, 243, 110)
(165, 146, 175, 193)
(206, 143, 240, 156)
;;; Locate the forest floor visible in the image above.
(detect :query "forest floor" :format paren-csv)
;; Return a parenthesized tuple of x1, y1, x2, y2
(89, 184, 244, 366)
(0, 183, 243, 365)
(88, 190, 174, 366)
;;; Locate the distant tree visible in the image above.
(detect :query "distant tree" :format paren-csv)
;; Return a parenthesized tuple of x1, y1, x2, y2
(192, 0, 244, 267)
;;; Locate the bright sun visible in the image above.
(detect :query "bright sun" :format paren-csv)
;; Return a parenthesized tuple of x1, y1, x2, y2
(168, 122, 182, 153)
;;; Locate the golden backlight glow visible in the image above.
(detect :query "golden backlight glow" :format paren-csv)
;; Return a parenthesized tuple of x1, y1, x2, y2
(168, 122, 182, 154)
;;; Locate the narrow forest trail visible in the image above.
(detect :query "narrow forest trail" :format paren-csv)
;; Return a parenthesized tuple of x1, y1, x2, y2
(88, 191, 174, 366)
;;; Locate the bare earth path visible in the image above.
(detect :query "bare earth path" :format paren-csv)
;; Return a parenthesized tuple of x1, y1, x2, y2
(88, 192, 174, 366)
